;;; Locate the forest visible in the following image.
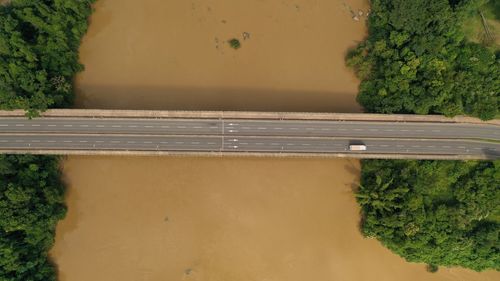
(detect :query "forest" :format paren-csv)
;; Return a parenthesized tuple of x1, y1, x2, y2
(0, 0, 94, 117)
(0, 1, 94, 280)
(347, 0, 499, 120)
(350, 0, 500, 272)
(357, 160, 499, 271)
(0, 155, 67, 281)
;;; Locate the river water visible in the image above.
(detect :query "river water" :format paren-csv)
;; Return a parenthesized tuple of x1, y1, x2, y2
(51, 0, 500, 280)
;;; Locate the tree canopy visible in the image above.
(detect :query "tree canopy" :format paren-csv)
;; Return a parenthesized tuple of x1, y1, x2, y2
(0, 155, 67, 281)
(357, 160, 500, 271)
(347, 0, 499, 120)
(0, 0, 94, 116)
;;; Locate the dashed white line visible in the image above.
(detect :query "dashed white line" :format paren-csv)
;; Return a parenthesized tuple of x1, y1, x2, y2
(31, 124, 40, 127)
(63, 125, 73, 127)
(15, 124, 24, 127)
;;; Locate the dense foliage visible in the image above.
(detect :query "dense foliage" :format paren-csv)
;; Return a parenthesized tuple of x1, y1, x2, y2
(347, 0, 499, 120)
(357, 160, 500, 271)
(0, 155, 67, 281)
(0, 1, 93, 280)
(0, 0, 94, 116)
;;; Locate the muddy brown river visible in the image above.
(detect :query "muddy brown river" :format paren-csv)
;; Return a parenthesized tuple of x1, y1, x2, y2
(51, 0, 500, 280)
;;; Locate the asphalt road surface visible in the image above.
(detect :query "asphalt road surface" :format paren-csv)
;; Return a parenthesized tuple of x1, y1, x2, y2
(0, 117, 498, 159)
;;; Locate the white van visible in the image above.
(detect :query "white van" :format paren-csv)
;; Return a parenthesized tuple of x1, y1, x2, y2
(349, 144, 367, 151)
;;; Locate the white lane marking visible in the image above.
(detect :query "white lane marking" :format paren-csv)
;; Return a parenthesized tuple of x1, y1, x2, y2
(275, 127, 283, 130)
(321, 128, 330, 131)
(240, 142, 248, 145)
(31, 140, 40, 143)
(79, 125, 89, 127)
(271, 143, 280, 146)
(229, 139, 238, 142)
(338, 128, 347, 131)
(129, 125, 138, 128)
(0, 125, 8, 127)
(427, 146, 435, 148)
(302, 143, 311, 146)
(16, 124, 24, 127)
(207, 142, 216, 145)
(458, 146, 466, 149)
(228, 130, 239, 133)
(384, 129, 394, 132)
(258, 127, 267, 130)
(127, 141, 136, 144)
(31, 124, 40, 127)
(191, 142, 200, 145)
(47, 140, 56, 143)
(411, 145, 420, 148)
(144, 141, 153, 144)
(97, 125, 105, 128)
(63, 125, 73, 127)
(193, 126, 203, 129)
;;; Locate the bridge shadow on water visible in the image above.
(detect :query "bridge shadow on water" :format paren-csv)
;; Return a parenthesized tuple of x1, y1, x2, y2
(74, 84, 364, 113)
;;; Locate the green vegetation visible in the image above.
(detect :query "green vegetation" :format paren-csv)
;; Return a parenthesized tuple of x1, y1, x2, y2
(357, 160, 500, 271)
(0, 1, 94, 280)
(0, 0, 95, 117)
(347, 0, 500, 272)
(0, 155, 67, 281)
(463, 0, 500, 50)
(228, 38, 241, 49)
(347, 0, 499, 120)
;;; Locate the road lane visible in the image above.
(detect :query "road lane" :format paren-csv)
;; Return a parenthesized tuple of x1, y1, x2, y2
(0, 116, 498, 159)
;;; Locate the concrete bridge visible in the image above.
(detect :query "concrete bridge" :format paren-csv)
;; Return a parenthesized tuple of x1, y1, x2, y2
(0, 109, 498, 160)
